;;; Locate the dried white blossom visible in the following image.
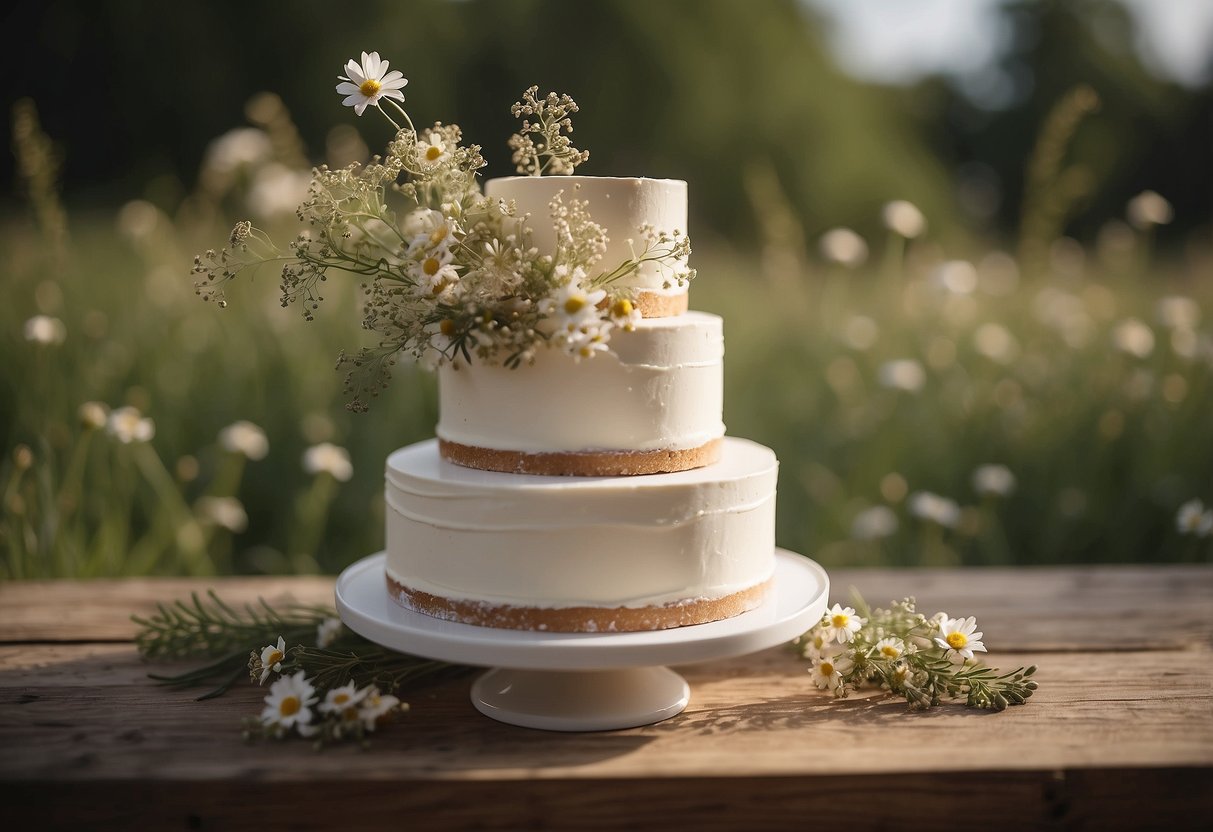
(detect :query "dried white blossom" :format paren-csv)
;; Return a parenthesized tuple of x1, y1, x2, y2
(303, 443, 353, 482)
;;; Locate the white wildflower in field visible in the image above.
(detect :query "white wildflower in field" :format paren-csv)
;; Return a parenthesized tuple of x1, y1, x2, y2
(258, 636, 287, 684)
(851, 506, 899, 540)
(1126, 190, 1173, 229)
(879, 359, 926, 393)
(822, 603, 865, 644)
(934, 260, 978, 295)
(316, 617, 342, 648)
(810, 653, 853, 691)
(247, 163, 311, 219)
(417, 132, 448, 167)
(1176, 500, 1213, 537)
(973, 322, 1019, 364)
(908, 491, 960, 528)
(336, 51, 407, 116)
(841, 315, 879, 351)
(203, 127, 273, 174)
(23, 315, 66, 345)
(1113, 318, 1155, 358)
(195, 496, 248, 533)
(934, 616, 987, 660)
(973, 464, 1016, 497)
(106, 406, 155, 444)
(1156, 296, 1200, 331)
(881, 200, 926, 239)
(260, 672, 318, 736)
(819, 227, 868, 267)
(303, 443, 353, 482)
(219, 421, 269, 460)
(78, 401, 109, 430)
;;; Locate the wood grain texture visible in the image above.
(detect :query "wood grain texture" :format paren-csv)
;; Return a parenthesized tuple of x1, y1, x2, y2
(1, 566, 1211, 830)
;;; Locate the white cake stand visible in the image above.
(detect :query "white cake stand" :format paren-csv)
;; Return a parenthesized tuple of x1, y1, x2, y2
(335, 549, 828, 732)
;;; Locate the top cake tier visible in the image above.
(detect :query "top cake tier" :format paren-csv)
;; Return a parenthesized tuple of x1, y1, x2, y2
(485, 176, 689, 317)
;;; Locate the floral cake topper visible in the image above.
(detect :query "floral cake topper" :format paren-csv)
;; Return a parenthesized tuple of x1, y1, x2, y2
(194, 51, 694, 411)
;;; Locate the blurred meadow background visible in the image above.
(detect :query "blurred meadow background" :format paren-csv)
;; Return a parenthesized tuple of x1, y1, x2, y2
(2, 0, 1211, 579)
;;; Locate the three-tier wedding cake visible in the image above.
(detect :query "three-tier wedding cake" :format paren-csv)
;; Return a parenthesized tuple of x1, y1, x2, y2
(384, 176, 780, 632)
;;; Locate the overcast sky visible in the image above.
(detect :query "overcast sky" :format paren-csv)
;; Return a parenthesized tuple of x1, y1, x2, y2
(804, 0, 1213, 89)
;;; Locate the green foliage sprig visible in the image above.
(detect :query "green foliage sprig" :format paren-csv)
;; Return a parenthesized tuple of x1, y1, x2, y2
(135, 591, 468, 745)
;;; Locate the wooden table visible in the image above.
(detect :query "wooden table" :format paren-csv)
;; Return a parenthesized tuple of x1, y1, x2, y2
(2, 566, 1211, 830)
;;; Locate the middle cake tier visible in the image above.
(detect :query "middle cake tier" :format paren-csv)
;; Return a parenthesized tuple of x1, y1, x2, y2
(385, 437, 778, 632)
(437, 310, 725, 476)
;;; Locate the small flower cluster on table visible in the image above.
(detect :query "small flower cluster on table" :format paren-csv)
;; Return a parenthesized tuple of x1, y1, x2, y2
(797, 598, 1037, 711)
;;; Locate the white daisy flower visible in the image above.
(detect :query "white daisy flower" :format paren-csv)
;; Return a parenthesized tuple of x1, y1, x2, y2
(335, 51, 407, 116)
(417, 132, 448, 167)
(1113, 318, 1155, 358)
(23, 315, 67, 345)
(358, 687, 405, 731)
(934, 616, 987, 660)
(260, 671, 318, 735)
(106, 406, 155, 444)
(218, 420, 268, 460)
(933, 260, 978, 294)
(303, 443, 353, 482)
(563, 323, 613, 362)
(972, 464, 1016, 497)
(318, 682, 367, 716)
(545, 278, 605, 327)
(821, 603, 864, 644)
(606, 296, 640, 331)
(258, 636, 287, 684)
(881, 200, 927, 239)
(410, 248, 461, 297)
(1176, 499, 1213, 537)
(809, 654, 853, 691)
(800, 628, 839, 662)
(402, 207, 445, 239)
(316, 617, 342, 648)
(874, 637, 905, 660)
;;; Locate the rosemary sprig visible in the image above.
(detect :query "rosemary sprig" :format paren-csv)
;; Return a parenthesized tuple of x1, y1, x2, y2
(133, 589, 467, 701)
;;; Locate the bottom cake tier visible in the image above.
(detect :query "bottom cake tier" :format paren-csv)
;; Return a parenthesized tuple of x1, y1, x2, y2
(384, 437, 779, 632)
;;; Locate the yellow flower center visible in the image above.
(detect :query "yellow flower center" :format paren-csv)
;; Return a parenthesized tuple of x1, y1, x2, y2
(266, 649, 283, 666)
(333, 693, 350, 705)
(831, 614, 849, 628)
(579, 345, 594, 358)
(946, 632, 969, 650)
(880, 645, 901, 658)
(611, 298, 633, 317)
(820, 661, 835, 676)
(279, 696, 301, 717)
(425, 145, 443, 161)
(359, 79, 381, 97)
(429, 226, 449, 246)
(423, 257, 441, 276)
(439, 318, 456, 336)
(564, 295, 587, 315)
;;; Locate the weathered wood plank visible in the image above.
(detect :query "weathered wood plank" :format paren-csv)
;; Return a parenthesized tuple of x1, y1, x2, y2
(1, 644, 1209, 782)
(4, 769, 1212, 832)
(2, 566, 1210, 648)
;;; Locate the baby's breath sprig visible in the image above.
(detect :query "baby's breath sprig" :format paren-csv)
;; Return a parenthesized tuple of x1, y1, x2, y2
(194, 54, 692, 410)
(508, 86, 590, 176)
(795, 596, 1038, 711)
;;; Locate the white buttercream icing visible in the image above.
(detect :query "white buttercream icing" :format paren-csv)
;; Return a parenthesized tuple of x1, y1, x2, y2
(385, 437, 777, 609)
(437, 311, 724, 454)
(484, 176, 688, 294)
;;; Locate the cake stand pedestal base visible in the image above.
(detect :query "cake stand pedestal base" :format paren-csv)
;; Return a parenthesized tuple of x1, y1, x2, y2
(336, 550, 828, 732)
(472, 667, 690, 731)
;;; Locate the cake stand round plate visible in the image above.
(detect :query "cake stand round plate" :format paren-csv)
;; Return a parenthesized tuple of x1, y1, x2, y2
(335, 549, 828, 732)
